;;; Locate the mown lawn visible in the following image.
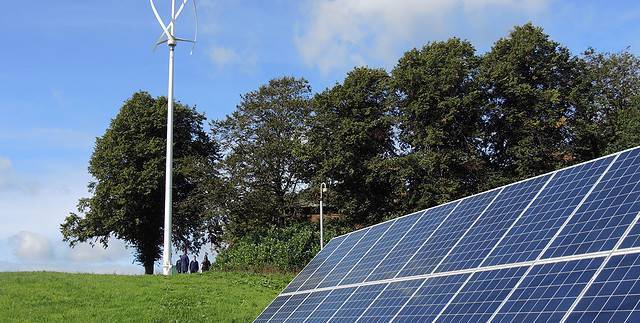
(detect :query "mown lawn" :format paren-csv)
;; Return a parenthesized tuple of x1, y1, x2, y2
(0, 271, 292, 322)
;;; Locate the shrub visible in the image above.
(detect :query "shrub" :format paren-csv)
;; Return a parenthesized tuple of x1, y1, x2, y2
(213, 222, 349, 274)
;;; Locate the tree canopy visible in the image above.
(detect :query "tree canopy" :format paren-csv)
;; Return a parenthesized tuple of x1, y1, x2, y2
(61, 92, 223, 274)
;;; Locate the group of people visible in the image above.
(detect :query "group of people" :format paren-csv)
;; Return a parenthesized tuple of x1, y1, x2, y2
(175, 251, 211, 274)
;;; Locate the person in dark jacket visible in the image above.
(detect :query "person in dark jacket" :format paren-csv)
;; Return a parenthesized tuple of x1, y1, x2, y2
(175, 259, 182, 273)
(201, 253, 211, 272)
(189, 255, 199, 273)
(180, 251, 189, 274)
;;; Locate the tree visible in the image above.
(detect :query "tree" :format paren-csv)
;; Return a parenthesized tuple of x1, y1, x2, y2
(479, 23, 577, 185)
(305, 67, 395, 225)
(61, 92, 223, 274)
(213, 77, 312, 238)
(392, 38, 485, 210)
(570, 49, 640, 159)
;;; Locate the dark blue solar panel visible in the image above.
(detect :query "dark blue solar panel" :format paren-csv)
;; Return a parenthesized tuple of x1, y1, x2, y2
(393, 273, 470, 322)
(317, 221, 394, 289)
(299, 229, 369, 291)
(282, 235, 349, 293)
(483, 156, 615, 266)
(398, 190, 501, 278)
(329, 284, 387, 322)
(283, 290, 331, 322)
(339, 211, 424, 286)
(622, 220, 640, 249)
(365, 202, 460, 282)
(437, 266, 528, 322)
(358, 279, 424, 322)
(436, 174, 551, 273)
(567, 253, 640, 322)
(254, 295, 290, 322)
(492, 257, 604, 322)
(305, 287, 356, 323)
(269, 293, 309, 322)
(544, 150, 640, 258)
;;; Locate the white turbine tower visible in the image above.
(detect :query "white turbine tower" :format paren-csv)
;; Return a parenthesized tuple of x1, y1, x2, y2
(149, 0, 198, 276)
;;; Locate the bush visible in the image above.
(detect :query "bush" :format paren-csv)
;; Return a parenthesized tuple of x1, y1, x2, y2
(213, 222, 349, 274)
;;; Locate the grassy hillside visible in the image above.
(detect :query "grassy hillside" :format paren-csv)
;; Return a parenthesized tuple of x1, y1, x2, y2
(0, 271, 292, 322)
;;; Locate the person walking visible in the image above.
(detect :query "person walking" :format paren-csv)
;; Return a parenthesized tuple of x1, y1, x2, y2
(175, 259, 182, 273)
(201, 253, 211, 272)
(180, 250, 189, 274)
(189, 255, 199, 274)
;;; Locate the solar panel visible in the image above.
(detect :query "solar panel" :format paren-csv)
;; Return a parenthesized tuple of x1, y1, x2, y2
(565, 253, 640, 322)
(256, 146, 640, 322)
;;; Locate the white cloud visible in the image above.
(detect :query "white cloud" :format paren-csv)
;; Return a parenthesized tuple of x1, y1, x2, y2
(67, 239, 130, 263)
(296, 0, 551, 73)
(209, 46, 237, 68)
(8, 231, 53, 261)
(0, 157, 39, 195)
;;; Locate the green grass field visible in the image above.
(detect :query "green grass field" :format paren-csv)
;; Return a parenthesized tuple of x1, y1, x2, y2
(0, 271, 292, 322)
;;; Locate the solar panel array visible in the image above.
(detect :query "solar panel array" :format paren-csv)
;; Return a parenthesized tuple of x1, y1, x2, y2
(256, 146, 640, 323)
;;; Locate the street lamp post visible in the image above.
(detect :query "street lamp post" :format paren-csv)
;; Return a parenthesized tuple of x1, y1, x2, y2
(320, 183, 327, 250)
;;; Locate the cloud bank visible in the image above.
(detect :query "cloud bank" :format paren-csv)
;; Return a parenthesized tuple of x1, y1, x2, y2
(296, 0, 551, 73)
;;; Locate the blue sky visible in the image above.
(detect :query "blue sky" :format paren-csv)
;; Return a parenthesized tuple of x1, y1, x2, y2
(1, 0, 639, 274)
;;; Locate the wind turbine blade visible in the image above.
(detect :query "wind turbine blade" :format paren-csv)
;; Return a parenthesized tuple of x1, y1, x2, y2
(154, 38, 169, 51)
(189, 0, 199, 55)
(149, 0, 172, 39)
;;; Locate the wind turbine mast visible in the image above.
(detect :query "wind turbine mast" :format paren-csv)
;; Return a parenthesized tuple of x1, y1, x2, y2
(149, 0, 198, 276)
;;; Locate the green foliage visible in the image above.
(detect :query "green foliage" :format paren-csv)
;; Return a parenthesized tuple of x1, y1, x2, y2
(213, 77, 312, 238)
(480, 23, 577, 185)
(305, 67, 397, 225)
(571, 49, 640, 159)
(392, 38, 485, 210)
(213, 222, 346, 273)
(0, 271, 292, 322)
(61, 92, 225, 274)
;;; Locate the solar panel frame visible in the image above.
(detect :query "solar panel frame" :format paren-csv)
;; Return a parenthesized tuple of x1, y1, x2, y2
(483, 155, 617, 267)
(396, 188, 503, 278)
(544, 148, 640, 259)
(564, 252, 640, 322)
(260, 146, 640, 323)
(316, 220, 395, 289)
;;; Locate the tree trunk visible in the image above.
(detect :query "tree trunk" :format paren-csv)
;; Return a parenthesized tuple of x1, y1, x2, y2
(144, 261, 154, 275)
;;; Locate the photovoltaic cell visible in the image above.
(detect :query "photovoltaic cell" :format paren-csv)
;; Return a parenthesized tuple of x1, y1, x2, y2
(317, 221, 394, 289)
(255, 295, 290, 322)
(339, 211, 423, 286)
(365, 202, 459, 282)
(544, 149, 640, 258)
(306, 287, 355, 323)
(393, 274, 470, 322)
(357, 279, 424, 322)
(437, 266, 528, 322)
(398, 189, 501, 278)
(483, 156, 615, 266)
(299, 228, 369, 291)
(492, 257, 604, 322)
(329, 284, 387, 322)
(622, 220, 640, 249)
(269, 293, 309, 322)
(567, 253, 640, 322)
(282, 235, 348, 293)
(435, 174, 551, 273)
(283, 290, 330, 322)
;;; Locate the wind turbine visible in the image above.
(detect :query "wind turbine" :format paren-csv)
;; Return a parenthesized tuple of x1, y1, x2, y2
(149, 0, 198, 276)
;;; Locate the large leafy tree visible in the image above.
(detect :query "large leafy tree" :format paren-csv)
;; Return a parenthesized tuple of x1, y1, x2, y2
(392, 38, 485, 210)
(61, 92, 223, 274)
(479, 23, 577, 185)
(570, 49, 640, 159)
(305, 67, 395, 225)
(213, 77, 312, 238)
